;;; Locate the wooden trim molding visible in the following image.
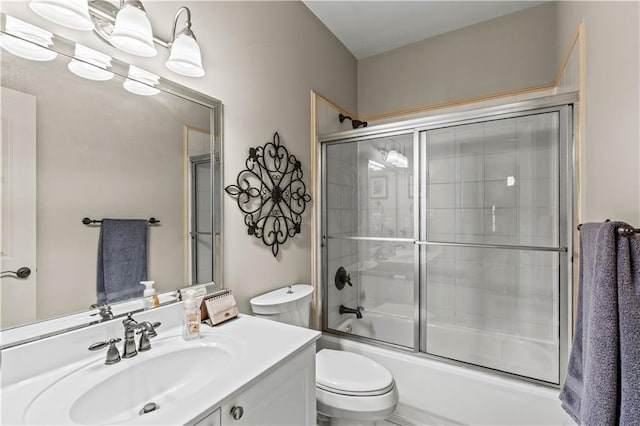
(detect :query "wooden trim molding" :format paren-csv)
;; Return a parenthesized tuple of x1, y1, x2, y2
(359, 83, 556, 122)
(310, 90, 319, 330)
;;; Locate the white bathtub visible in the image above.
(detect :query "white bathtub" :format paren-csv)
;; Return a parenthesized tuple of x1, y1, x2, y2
(331, 311, 414, 347)
(324, 314, 574, 425)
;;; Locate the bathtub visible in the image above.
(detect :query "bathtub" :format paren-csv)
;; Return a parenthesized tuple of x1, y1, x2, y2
(331, 310, 414, 347)
(323, 313, 574, 425)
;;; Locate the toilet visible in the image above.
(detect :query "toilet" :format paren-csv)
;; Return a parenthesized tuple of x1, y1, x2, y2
(250, 284, 399, 425)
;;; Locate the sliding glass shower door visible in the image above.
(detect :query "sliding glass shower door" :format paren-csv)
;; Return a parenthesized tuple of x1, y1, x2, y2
(321, 100, 572, 384)
(323, 133, 416, 347)
(419, 109, 570, 384)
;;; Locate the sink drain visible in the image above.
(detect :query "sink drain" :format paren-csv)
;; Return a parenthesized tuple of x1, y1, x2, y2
(139, 402, 160, 415)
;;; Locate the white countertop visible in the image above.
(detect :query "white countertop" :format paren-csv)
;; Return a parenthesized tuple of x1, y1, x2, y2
(1, 311, 320, 425)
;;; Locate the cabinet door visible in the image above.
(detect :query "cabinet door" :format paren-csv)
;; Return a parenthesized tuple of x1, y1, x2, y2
(194, 408, 221, 426)
(221, 345, 316, 426)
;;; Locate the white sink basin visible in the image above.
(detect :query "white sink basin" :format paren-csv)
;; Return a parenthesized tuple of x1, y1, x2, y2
(23, 333, 243, 425)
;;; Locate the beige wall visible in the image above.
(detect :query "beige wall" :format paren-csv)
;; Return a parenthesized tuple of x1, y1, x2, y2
(556, 1, 640, 226)
(357, 2, 557, 117)
(1, 1, 357, 315)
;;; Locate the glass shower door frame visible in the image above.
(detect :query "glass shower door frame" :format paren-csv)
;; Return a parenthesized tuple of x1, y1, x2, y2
(319, 93, 576, 387)
(320, 129, 420, 350)
(416, 104, 573, 385)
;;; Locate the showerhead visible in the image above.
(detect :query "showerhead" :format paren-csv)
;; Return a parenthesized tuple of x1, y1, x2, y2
(351, 119, 368, 129)
(337, 113, 368, 129)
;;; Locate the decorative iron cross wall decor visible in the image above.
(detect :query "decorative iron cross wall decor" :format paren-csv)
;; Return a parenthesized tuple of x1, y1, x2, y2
(225, 132, 311, 257)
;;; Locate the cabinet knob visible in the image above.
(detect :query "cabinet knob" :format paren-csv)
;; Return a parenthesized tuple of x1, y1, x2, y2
(230, 405, 244, 420)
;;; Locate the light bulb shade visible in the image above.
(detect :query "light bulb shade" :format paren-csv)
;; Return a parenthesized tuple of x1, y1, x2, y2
(397, 154, 408, 168)
(123, 65, 160, 96)
(110, 3, 157, 57)
(0, 16, 57, 61)
(68, 43, 114, 81)
(386, 149, 400, 164)
(165, 32, 204, 77)
(29, 0, 94, 31)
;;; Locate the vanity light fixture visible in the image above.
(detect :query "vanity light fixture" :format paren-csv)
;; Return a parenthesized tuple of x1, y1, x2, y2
(29, 0, 94, 31)
(380, 143, 409, 169)
(0, 15, 57, 61)
(123, 65, 160, 96)
(386, 149, 400, 165)
(165, 7, 205, 77)
(68, 43, 114, 81)
(109, 0, 157, 57)
(25, 0, 206, 77)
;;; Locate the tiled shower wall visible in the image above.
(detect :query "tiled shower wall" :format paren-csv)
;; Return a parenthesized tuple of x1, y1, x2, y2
(425, 114, 560, 343)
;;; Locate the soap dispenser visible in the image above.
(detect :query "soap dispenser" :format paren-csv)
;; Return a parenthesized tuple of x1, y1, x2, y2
(183, 289, 201, 340)
(141, 281, 159, 310)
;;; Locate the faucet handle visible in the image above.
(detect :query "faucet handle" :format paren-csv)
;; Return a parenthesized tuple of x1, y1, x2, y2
(135, 321, 161, 338)
(149, 321, 161, 337)
(88, 338, 122, 365)
(137, 329, 152, 352)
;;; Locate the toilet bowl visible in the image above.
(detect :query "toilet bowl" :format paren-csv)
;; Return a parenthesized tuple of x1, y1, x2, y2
(316, 348, 398, 423)
(250, 285, 399, 425)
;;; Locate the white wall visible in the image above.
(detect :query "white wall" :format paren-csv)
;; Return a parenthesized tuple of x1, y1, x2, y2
(357, 2, 557, 117)
(1, 1, 357, 315)
(556, 1, 640, 225)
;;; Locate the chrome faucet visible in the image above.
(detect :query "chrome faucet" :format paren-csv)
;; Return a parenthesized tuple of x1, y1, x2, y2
(89, 304, 114, 321)
(121, 314, 161, 358)
(339, 304, 363, 319)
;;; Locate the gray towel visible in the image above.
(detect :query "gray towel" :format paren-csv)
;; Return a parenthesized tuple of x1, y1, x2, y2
(96, 219, 148, 305)
(560, 221, 640, 425)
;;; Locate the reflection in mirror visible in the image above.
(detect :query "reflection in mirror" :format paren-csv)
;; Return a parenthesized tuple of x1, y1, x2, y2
(0, 14, 222, 336)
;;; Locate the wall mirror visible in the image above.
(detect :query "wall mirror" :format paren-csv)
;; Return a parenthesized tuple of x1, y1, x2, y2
(0, 13, 223, 339)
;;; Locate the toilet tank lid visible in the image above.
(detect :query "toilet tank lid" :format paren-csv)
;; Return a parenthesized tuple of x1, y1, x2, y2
(249, 284, 313, 315)
(316, 349, 394, 394)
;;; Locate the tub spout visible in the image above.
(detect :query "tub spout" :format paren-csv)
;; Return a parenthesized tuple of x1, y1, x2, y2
(339, 304, 363, 319)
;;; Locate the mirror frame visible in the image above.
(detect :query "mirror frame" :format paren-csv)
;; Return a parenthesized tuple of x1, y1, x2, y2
(0, 13, 224, 348)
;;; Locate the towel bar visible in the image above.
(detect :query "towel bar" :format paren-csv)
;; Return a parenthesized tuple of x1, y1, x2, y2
(576, 222, 639, 237)
(82, 217, 160, 225)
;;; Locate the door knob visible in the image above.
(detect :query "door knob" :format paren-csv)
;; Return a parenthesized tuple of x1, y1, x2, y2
(0, 267, 31, 279)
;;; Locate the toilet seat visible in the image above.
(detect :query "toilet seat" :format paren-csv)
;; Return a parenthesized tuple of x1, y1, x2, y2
(316, 381, 395, 397)
(315, 349, 399, 422)
(316, 349, 394, 395)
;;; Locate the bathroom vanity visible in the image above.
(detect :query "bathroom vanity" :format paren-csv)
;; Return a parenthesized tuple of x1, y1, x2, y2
(0, 304, 320, 425)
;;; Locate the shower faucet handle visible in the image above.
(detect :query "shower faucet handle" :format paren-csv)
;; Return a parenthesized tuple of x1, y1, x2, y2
(335, 266, 352, 290)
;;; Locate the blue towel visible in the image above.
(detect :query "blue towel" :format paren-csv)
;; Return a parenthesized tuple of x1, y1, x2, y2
(96, 219, 148, 305)
(560, 221, 640, 425)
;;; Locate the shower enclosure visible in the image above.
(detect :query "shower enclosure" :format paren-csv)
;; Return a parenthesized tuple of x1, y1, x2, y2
(320, 95, 574, 385)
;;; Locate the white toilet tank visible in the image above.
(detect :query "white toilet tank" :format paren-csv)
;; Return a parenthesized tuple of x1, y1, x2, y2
(249, 284, 314, 327)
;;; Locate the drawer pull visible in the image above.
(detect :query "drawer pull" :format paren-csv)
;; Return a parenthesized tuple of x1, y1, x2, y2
(230, 406, 244, 420)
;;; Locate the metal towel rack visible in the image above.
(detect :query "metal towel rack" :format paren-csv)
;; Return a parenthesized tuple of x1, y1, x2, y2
(82, 217, 160, 225)
(576, 220, 639, 237)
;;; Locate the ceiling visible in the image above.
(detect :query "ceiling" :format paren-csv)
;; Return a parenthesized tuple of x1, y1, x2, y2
(303, 1, 547, 59)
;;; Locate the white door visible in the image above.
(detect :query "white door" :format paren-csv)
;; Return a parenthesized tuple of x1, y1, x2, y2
(1, 87, 37, 329)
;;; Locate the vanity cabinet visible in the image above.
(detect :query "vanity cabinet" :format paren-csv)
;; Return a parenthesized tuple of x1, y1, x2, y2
(194, 408, 221, 426)
(193, 344, 316, 426)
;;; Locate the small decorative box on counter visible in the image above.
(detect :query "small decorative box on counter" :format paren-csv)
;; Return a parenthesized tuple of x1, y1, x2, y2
(201, 289, 239, 326)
